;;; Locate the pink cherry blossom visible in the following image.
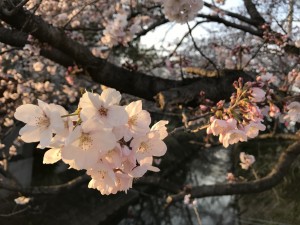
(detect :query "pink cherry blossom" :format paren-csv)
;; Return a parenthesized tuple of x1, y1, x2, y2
(284, 101, 300, 122)
(113, 100, 151, 141)
(240, 152, 255, 170)
(222, 130, 247, 148)
(244, 121, 266, 138)
(130, 131, 167, 163)
(250, 87, 266, 102)
(62, 120, 117, 170)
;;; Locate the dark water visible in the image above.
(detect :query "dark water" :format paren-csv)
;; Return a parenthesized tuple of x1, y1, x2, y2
(117, 146, 237, 225)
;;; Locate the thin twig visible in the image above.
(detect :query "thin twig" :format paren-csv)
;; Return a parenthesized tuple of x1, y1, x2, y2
(187, 23, 220, 76)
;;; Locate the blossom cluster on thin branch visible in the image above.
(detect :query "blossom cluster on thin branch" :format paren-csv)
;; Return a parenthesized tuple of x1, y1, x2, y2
(204, 71, 300, 148)
(154, 0, 204, 24)
(206, 78, 267, 148)
(14, 88, 169, 195)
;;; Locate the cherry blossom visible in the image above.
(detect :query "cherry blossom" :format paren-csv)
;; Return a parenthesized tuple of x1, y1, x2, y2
(79, 89, 128, 127)
(14, 88, 169, 195)
(113, 100, 151, 141)
(240, 152, 255, 170)
(14, 196, 31, 205)
(130, 131, 167, 163)
(250, 87, 266, 103)
(160, 0, 204, 23)
(244, 121, 266, 138)
(14, 100, 64, 148)
(284, 101, 300, 123)
(62, 119, 117, 170)
(222, 130, 247, 148)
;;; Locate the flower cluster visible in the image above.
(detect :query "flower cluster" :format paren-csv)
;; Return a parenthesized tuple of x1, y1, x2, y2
(287, 69, 300, 90)
(101, 11, 142, 47)
(284, 101, 300, 123)
(206, 78, 266, 148)
(14, 88, 168, 195)
(155, 0, 204, 23)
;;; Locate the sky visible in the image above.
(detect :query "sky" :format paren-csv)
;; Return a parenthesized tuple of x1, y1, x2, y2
(140, 0, 244, 49)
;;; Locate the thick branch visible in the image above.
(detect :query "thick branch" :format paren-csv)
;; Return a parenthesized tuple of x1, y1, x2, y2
(0, 7, 180, 100)
(197, 13, 263, 37)
(0, 27, 74, 67)
(197, 13, 300, 56)
(156, 70, 254, 108)
(204, 2, 257, 26)
(243, 0, 266, 25)
(169, 141, 300, 202)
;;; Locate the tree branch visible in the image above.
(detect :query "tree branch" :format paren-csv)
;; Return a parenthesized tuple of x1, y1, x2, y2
(168, 140, 300, 203)
(197, 13, 263, 37)
(204, 2, 257, 26)
(0, 173, 90, 195)
(156, 70, 254, 109)
(0, 7, 181, 100)
(243, 0, 266, 25)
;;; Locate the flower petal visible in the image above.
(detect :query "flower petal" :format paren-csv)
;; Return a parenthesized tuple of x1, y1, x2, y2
(101, 88, 121, 106)
(43, 148, 61, 164)
(14, 104, 43, 124)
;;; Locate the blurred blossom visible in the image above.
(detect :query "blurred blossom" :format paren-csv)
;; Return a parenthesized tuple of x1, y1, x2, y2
(14, 196, 31, 205)
(33, 62, 44, 72)
(240, 152, 255, 170)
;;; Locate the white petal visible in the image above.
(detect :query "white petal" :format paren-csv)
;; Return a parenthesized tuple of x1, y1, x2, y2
(126, 100, 142, 116)
(39, 129, 52, 147)
(79, 92, 93, 108)
(14, 104, 43, 123)
(19, 125, 41, 143)
(113, 126, 125, 141)
(147, 165, 160, 172)
(87, 91, 103, 109)
(150, 120, 169, 140)
(65, 126, 81, 145)
(101, 88, 121, 106)
(43, 148, 61, 164)
(148, 138, 167, 157)
(107, 105, 128, 126)
(80, 106, 99, 122)
(62, 145, 99, 170)
(49, 110, 64, 133)
(91, 130, 117, 154)
(130, 166, 148, 178)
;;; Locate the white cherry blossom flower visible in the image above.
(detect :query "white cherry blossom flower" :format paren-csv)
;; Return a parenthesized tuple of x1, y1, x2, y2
(14, 100, 64, 148)
(130, 131, 167, 163)
(113, 100, 151, 141)
(80, 89, 128, 127)
(87, 162, 117, 195)
(62, 119, 117, 170)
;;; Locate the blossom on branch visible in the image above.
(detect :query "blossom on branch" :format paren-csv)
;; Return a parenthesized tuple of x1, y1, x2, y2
(239, 152, 255, 170)
(14, 88, 169, 195)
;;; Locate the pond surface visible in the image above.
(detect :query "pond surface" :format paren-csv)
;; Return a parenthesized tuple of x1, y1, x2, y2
(117, 146, 237, 225)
